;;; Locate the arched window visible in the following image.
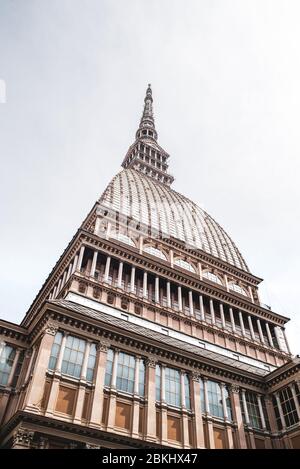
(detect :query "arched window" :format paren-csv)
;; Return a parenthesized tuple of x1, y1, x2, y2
(229, 283, 248, 296)
(174, 258, 196, 273)
(143, 245, 167, 261)
(202, 271, 223, 285)
(109, 232, 136, 248)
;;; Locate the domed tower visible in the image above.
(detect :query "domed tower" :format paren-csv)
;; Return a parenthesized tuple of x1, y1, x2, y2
(0, 86, 299, 450)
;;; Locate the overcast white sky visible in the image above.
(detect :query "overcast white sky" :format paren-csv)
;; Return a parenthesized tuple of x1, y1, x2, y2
(0, 0, 299, 354)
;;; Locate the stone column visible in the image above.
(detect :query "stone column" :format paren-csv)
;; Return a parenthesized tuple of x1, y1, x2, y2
(24, 323, 58, 414)
(230, 385, 247, 449)
(89, 340, 110, 429)
(130, 266, 136, 293)
(229, 308, 236, 333)
(103, 255, 111, 283)
(107, 349, 119, 430)
(77, 245, 85, 272)
(132, 356, 140, 438)
(178, 286, 183, 312)
(198, 262, 202, 280)
(220, 303, 226, 329)
(66, 262, 73, 282)
(117, 261, 123, 288)
(257, 394, 267, 430)
(138, 236, 143, 254)
(143, 271, 148, 298)
(155, 276, 160, 304)
(56, 278, 62, 296)
(209, 299, 215, 325)
(241, 389, 250, 425)
(275, 393, 286, 430)
(145, 356, 157, 442)
(71, 254, 79, 274)
(248, 315, 255, 341)
(224, 274, 229, 292)
(189, 291, 194, 316)
(199, 295, 205, 321)
(257, 319, 265, 344)
(94, 216, 101, 236)
(191, 373, 205, 448)
(166, 281, 171, 308)
(90, 251, 98, 277)
(265, 323, 274, 348)
(238, 311, 246, 337)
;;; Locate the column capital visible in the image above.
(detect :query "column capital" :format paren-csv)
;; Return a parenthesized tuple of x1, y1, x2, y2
(85, 443, 102, 449)
(145, 355, 157, 368)
(230, 384, 240, 394)
(13, 427, 34, 448)
(43, 321, 58, 336)
(191, 371, 201, 382)
(96, 339, 110, 352)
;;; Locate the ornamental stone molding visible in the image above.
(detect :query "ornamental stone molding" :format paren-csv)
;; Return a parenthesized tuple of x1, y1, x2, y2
(230, 384, 240, 394)
(43, 322, 58, 336)
(86, 443, 101, 449)
(191, 371, 201, 382)
(12, 427, 34, 448)
(96, 339, 110, 352)
(145, 355, 157, 368)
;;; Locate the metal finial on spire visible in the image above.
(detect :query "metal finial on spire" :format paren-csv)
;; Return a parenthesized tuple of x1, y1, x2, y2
(136, 84, 157, 141)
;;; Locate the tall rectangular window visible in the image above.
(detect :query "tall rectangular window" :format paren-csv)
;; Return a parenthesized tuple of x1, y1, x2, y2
(184, 373, 191, 410)
(156, 364, 161, 401)
(116, 352, 135, 394)
(117, 352, 135, 393)
(279, 387, 299, 427)
(165, 367, 181, 407)
(61, 335, 86, 378)
(48, 332, 96, 381)
(0, 344, 16, 385)
(245, 392, 261, 429)
(207, 380, 224, 419)
(104, 349, 114, 386)
(139, 360, 145, 397)
(86, 343, 97, 382)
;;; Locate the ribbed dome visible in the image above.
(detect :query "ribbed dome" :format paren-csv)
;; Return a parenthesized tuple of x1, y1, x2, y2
(100, 169, 249, 272)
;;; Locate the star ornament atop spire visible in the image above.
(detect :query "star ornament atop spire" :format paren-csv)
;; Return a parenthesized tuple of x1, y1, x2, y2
(136, 83, 158, 141)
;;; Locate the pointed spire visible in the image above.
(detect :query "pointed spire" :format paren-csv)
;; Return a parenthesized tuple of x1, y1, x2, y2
(122, 84, 174, 186)
(136, 84, 158, 141)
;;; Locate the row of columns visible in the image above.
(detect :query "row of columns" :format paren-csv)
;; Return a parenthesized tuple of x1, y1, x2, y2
(50, 246, 290, 354)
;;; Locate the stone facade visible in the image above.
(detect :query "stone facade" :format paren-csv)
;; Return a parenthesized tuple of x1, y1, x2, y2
(0, 86, 299, 449)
